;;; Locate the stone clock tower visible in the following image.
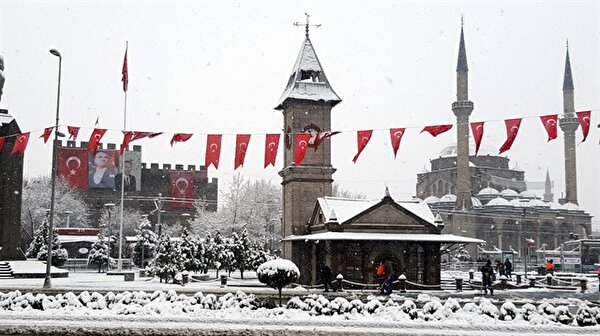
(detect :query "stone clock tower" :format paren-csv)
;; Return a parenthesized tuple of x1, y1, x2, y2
(276, 25, 341, 265)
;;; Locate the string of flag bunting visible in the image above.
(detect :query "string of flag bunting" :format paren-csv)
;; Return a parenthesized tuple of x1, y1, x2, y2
(0, 110, 594, 170)
(0, 46, 595, 170)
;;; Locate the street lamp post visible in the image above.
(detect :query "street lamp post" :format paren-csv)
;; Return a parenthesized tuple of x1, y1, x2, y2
(104, 203, 115, 269)
(43, 48, 62, 289)
(154, 193, 164, 236)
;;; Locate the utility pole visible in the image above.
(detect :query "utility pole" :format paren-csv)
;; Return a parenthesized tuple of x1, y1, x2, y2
(154, 193, 164, 237)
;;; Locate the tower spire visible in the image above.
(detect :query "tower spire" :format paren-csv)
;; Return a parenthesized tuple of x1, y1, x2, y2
(563, 40, 574, 91)
(543, 168, 554, 202)
(452, 20, 474, 211)
(559, 41, 579, 204)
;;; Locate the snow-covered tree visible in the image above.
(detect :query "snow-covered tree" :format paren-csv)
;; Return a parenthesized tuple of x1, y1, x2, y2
(179, 229, 201, 272)
(150, 235, 184, 283)
(231, 229, 253, 279)
(332, 182, 366, 199)
(132, 217, 158, 268)
(21, 177, 90, 235)
(26, 218, 49, 258)
(36, 226, 68, 267)
(202, 232, 216, 274)
(257, 259, 300, 306)
(88, 232, 109, 272)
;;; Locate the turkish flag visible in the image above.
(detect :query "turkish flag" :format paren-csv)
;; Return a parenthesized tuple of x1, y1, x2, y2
(86, 128, 107, 155)
(169, 171, 195, 208)
(352, 130, 373, 163)
(234, 134, 251, 170)
(58, 148, 88, 189)
(40, 127, 53, 143)
(10, 132, 30, 156)
(122, 46, 128, 92)
(499, 118, 522, 154)
(264, 133, 280, 168)
(389, 128, 406, 158)
(294, 133, 311, 165)
(470, 122, 485, 155)
(0, 137, 5, 152)
(67, 126, 80, 140)
(576, 110, 591, 142)
(421, 124, 453, 137)
(131, 131, 151, 141)
(120, 131, 134, 155)
(170, 133, 193, 146)
(148, 132, 163, 138)
(205, 134, 222, 169)
(539, 114, 558, 142)
(314, 131, 340, 152)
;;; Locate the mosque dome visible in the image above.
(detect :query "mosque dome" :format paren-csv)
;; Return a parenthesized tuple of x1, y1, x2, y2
(438, 142, 493, 158)
(510, 199, 530, 207)
(485, 197, 511, 207)
(500, 189, 519, 198)
(424, 196, 441, 204)
(562, 202, 579, 211)
(519, 190, 537, 199)
(528, 199, 547, 207)
(471, 197, 483, 207)
(478, 187, 500, 196)
(549, 202, 562, 210)
(439, 194, 457, 202)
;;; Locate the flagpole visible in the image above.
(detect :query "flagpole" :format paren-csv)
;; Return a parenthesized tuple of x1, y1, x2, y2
(117, 41, 128, 272)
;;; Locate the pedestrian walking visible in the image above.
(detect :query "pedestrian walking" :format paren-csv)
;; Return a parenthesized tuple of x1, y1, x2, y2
(481, 259, 495, 295)
(376, 261, 386, 294)
(382, 260, 394, 295)
(546, 259, 554, 275)
(504, 258, 513, 280)
(320, 263, 334, 292)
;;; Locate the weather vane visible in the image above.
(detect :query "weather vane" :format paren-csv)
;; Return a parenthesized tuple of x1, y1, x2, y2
(294, 13, 321, 37)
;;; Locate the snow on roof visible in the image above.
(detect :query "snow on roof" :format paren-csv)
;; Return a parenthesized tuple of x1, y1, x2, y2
(317, 196, 437, 226)
(58, 235, 101, 243)
(283, 232, 484, 244)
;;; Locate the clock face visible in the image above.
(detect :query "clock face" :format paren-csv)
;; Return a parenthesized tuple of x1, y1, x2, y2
(303, 124, 321, 147)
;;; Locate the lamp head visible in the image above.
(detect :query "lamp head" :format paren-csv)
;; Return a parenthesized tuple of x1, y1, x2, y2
(49, 49, 61, 58)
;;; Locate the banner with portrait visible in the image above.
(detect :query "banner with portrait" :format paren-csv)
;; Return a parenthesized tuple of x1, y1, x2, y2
(116, 150, 142, 191)
(169, 171, 195, 208)
(87, 150, 118, 189)
(57, 148, 88, 189)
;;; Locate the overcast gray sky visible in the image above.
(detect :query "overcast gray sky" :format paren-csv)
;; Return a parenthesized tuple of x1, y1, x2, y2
(1, 1, 598, 229)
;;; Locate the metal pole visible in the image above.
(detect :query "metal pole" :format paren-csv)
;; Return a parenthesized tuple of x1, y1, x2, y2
(65, 211, 72, 228)
(44, 49, 62, 289)
(155, 193, 163, 237)
(107, 209, 112, 269)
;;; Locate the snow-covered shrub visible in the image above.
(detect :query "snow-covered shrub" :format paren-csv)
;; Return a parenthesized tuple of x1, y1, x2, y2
(521, 303, 538, 322)
(286, 296, 309, 310)
(384, 298, 398, 308)
(349, 299, 364, 314)
(330, 297, 352, 314)
(303, 295, 330, 315)
(257, 259, 299, 306)
(364, 299, 383, 314)
(499, 301, 518, 321)
(200, 294, 218, 309)
(422, 300, 447, 321)
(479, 300, 499, 318)
(592, 307, 600, 325)
(400, 299, 418, 319)
(554, 305, 574, 325)
(575, 305, 597, 327)
(463, 302, 479, 313)
(444, 298, 461, 313)
(538, 302, 557, 322)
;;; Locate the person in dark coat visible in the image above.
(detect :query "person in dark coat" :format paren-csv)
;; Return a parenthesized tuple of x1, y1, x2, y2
(320, 263, 334, 292)
(504, 258, 513, 280)
(481, 259, 495, 295)
(375, 261, 386, 294)
(382, 260, 394, 295)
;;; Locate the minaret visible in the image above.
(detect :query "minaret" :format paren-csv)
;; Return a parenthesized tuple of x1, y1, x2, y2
(543, 169, 554, 202)
(452, 21, 474, 210)
(277, 17, 341, 279)
(558, 42, 579, 204)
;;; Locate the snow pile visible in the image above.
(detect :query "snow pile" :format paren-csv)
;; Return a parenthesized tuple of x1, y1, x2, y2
(0, 289, 599, 328)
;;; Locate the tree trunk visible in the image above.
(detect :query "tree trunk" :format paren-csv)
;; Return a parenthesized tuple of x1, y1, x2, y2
(240, 269, 244, 279)
(278, 287, 282, 307)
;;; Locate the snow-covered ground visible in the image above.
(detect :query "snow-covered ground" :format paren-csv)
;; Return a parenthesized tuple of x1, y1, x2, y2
(1, 262, 599, 335)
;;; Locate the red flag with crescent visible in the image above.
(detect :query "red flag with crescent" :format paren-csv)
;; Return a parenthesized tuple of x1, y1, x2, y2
(205, 134, 222, 169)
(120, 131, 134, 155)
(470, 122, 485, 155)
(352, 130, 373, 163)
(11, 132, 31, 156)
(67, 126, 80, 140)
(169, 171, 195, 208)
(539, 114, 558, 142)
(499, 118, 522, 154)
(234, 134, 251, 170)
(58, 148, 88, 189)
(313, 131, 340, 152)
(421, 124, 453, 137)
(0, 137, 5, 152)
(131, 131, 151, 141)
(389, 128, 406, 158)
(264, 133, 280, 168)
(86, 128, 107, 155)
(170, 133, 193, 147)
(576, 110, 591, 142)
(40, 127, 53, 143)
(294, 133, 311, 165)
(122, 46, 128, 92)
